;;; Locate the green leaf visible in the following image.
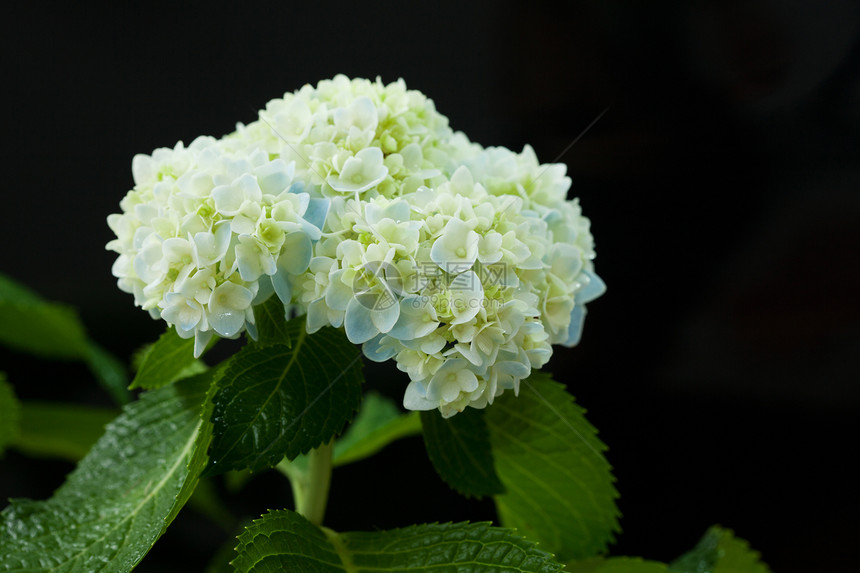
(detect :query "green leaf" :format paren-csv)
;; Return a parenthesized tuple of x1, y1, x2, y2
(279, 393, 421, 478)
(167, 369, 219, 526)
(568, 557, 669, 572)
(420, 407, 505, 498)
(207, 522, 252, 573)
(232, 509, 564, 572)
(486, 372, 620, 561)
(332, 392, 421, 467)
(0, 272, 130, 404)
(0, 373, 214, 572)
(252, 294, 293, 347)
(207, 319, 363, 475)
(0, 374, 21, 457)
(669, 526, 770, 573)
(0, 274, 90, 360)
(129, 327, 205, 390)
(0, 274, 43, 304)
(12, 401, 118, 461)
(86, 342, 132, 404)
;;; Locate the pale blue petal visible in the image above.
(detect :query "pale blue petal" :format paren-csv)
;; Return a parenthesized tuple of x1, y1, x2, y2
(173, 324, 195, 339)
(299, 218, 323, 241)
(256, 158, 292, 195)
(420, 334, 446, 355)
(306, 297, 329, 334)
(370, 297, 400, 333)
(209, 309, 245, 338)
(562, 304, 587, 347)
(236, 241, 266, 282)
(193, 329, 213, 358)
(362, 334, 399, 362)
(252, 275, 275, 305)
(495, 359, 531, 378)
(403, 379, 437, 411)
(542, 208, 563, 225)
(328, 308, 344, 328)
(519, 254, 544, 270)
(389, 296, 439, 341)
(398, 337, 421, 350)
(576, 270, 606, 304)
(325, 270, 353, 311)
(272, 266, 292, 304)
(383, 200, 410, 223)
(345, 297, 379, 344)
(455, 343, 484, 367)
(526, 346, 552, 366)
(279, 232, 313, 274)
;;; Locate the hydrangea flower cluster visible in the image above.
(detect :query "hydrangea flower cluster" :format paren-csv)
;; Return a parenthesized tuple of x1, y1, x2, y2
(107, 75, 605, 417)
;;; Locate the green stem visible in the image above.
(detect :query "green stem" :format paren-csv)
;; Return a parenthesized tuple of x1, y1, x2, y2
(281, 441, 334, 526)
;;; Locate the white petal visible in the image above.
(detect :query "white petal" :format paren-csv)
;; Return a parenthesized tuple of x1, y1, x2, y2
(440, 380, 461, 403)
(192, 231, 217, 267)
(389, 296, 439, 340)
(448, 271, 483, 325)
(430, 218, 479, 272)
(208, 282, 253, 337)
(477, 232, 503, 264)
(132, 154, 155, 185)
(256, 158, 293, 195)
(306, 297, 329, 333)
(449, 165, 475, 195)
(235, 173, 262, 203)
(326, 147, 388, 193)
(458, 369, 479, 393)
(162, 237, 191, 263)
(212, 184, 243, 215)
(161, 296, 201, 332)
(235, 237, 271, 282)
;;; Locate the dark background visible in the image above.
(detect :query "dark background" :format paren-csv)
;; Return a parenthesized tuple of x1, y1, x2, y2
(2, 2, 859, 571)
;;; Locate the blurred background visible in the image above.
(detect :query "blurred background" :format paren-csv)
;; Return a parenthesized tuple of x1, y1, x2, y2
(2, 1, 859, 571)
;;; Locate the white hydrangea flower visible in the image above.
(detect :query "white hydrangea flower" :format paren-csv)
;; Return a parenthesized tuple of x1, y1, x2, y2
(430, 218, 480, 273)
(326, 147, 388, 194)
(108, 75, 605, 418)
(107, 137, 325, 353)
